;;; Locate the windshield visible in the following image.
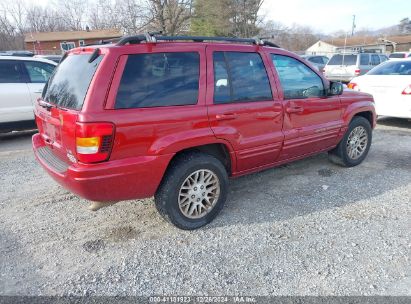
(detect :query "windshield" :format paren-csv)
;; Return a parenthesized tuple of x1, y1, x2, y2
(389, 53, 406, 59)
(42, 54, 103, 110)
(367, 61, 411, 75)
(328, 54, 357, 66)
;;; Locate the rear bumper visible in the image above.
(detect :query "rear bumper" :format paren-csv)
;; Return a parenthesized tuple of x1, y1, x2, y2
(325, 75, 354, 83)
(32, 133, 173, 202)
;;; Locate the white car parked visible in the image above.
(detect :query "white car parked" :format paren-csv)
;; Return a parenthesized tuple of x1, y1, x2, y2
(0, 56, 57, 132)
(348, 59, 411, 119)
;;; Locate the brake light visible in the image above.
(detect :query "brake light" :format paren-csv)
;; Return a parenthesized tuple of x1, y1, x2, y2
(75, 122, 114, 163)
(347, 82, 359, 91)
(354, 69, 361, 76)
(401, 85, 411, 95)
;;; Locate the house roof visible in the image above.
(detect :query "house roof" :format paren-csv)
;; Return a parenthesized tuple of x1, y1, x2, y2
(25, 29, 123, 43)
(324, 35, 411, 47)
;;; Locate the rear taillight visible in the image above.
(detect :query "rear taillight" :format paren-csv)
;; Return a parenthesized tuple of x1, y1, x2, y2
(401, 85, 411, 95)
(347, 82, 359, 91)
(75, 122, 114, 163)
(354, 69, 361, 76)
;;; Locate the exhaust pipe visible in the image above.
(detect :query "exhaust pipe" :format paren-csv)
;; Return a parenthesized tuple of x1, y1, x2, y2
(88, 201, 116, 211)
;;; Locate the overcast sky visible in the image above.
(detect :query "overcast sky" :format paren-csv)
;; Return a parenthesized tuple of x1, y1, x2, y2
(24, 0, 410, 34)
(261, 0, 409, 33)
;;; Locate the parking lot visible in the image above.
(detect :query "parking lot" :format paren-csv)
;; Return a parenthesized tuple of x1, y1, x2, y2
(0, 117, 410, 296)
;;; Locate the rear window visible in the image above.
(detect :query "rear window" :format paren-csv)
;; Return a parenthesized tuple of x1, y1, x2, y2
(328, 54, 357, 66)
(43, 54, 103, 110)
(115, 52, 199, 109)
(367, 61, 411, 75)
(389, 53, 406, 59)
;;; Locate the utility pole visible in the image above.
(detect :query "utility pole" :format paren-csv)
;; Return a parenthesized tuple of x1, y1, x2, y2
(351, 15, 356, 36)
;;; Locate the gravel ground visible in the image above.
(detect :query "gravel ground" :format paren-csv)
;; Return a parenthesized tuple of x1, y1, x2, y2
(0, 118, 410, 296)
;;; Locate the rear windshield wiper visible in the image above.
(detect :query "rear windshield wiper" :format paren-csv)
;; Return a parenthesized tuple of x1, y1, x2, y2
(38, 100, 54, 111)
(88, 48, 100, 63)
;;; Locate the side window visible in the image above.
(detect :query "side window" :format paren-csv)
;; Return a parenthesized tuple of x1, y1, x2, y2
(309, 57, 322, 64)
(115, 52, 200, 109)
(213, 52, 231, 104)
(360, 54, 369, 65)
(23, 61, 55, 83)
(0, 60, 23, 83)
(213, 52, 272, 104)
(371, 54, 380, 66)
(272, 55, 324, 100)
(321, 57, 329, 64)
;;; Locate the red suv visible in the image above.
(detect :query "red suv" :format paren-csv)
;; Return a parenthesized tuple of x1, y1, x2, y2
(32, 34, 376, 230)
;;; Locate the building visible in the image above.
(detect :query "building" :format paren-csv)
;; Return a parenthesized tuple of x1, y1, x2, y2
(305, 41, 337, 57)
(24, 29, 123, 54)
(306, 35, 411, 56)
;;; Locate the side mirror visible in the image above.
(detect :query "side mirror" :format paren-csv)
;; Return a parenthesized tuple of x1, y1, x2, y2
(329, 81, 343, 96)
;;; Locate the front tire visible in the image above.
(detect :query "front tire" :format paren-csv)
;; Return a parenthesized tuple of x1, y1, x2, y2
(155, 152, 228, 230)
(328, 116, 372, 167)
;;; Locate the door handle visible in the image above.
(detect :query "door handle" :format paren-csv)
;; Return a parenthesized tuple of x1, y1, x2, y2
(286, 106, 304, 114)
(216, 113, 238, 121)
(34, 90, 43, 94)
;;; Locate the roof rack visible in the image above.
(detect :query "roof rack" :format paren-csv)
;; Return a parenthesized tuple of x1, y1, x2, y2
(115, 33, 280, 48)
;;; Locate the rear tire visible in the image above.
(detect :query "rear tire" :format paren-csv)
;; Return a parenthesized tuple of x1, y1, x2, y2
(328, 116, 372, 167)
(155, 152, 228, 230)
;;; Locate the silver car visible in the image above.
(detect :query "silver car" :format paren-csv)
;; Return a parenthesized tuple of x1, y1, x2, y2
(301, 55, 329, 71)
(324, 53, 388, 82)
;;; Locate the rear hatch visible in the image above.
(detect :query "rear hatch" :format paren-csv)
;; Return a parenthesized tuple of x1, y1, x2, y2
(324, 54, 358, 80)
(35, 52, 103, 163)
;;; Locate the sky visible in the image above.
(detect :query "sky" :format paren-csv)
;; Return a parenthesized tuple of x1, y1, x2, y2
(21, 0, 411, 34)
(261, 0, 410, 34)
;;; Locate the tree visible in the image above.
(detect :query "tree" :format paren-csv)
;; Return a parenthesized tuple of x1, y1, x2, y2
(191, 0, 232, 36)
(145, 0, 193, 35)
(191, 0, 263, 37)
(260, 21, 320, 51)
(53, 0, 88, 31)
(25, 6, 68, 32)
(399, 17, 411, 34)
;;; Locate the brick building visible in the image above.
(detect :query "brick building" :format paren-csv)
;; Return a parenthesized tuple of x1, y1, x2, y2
(24, 29, 123, 54)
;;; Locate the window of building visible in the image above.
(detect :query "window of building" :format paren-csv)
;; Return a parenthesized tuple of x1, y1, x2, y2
(60, 42, 76, 52)
(79, 40, 85, 47)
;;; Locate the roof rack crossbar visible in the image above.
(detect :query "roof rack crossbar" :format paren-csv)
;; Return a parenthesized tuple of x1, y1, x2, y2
(115, 33, 280, 48)
(116, 34, 147, 45)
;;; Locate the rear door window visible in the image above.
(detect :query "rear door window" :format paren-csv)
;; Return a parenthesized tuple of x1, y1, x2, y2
(371, 54, 380, 66)
(0, 60, 23, 83)
(115, 52, 200, 109)
(43, 54, 103, 110)
(360, 54, 369, 65)
(213, 52, 272, 104)
(328, 54, 357, 66)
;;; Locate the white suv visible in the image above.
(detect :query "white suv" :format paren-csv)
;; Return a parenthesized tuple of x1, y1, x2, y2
(0, 56, 57, 132)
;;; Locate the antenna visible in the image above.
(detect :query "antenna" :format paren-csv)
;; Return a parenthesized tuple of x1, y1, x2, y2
(351, 15, 356, 36)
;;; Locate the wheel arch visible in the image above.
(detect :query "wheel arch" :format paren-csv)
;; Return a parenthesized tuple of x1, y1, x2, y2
(167, 143, 234, 175)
